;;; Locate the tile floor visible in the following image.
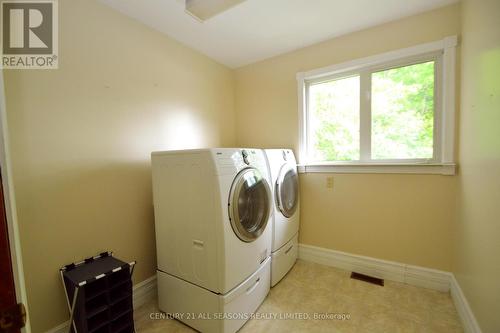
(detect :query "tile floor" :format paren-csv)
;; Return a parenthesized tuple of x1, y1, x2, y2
(134, 260, 463, 333)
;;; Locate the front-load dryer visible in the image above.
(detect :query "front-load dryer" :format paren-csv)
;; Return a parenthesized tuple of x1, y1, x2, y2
(151, 148, 273, 333)
(264, 149, 300, 286)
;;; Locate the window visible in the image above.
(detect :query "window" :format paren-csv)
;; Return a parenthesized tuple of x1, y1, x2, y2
(309, 75, 360, 162)
(298, 37, 457, 175)
(371, 61, 435, 160)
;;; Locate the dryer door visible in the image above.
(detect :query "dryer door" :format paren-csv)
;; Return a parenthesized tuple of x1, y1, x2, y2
(276, 164, 299, 218)
(229, 168, 271, 243)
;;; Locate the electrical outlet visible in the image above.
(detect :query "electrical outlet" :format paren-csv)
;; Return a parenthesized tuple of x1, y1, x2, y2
(326, 176, 334, 189)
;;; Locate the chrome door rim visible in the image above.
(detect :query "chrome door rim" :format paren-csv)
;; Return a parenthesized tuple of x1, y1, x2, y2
(276, 163, 299, 218)
(228, 168, 271, 242)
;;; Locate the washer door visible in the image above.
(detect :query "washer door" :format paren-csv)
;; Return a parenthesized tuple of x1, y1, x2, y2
(229, 168, 271, 243)
(276, 164, 299, 218)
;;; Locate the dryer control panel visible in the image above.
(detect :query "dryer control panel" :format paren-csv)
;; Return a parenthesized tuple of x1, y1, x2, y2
(211, 148, 268, 179)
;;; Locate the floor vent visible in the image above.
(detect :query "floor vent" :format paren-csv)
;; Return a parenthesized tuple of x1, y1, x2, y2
(350, 272, 384, 286)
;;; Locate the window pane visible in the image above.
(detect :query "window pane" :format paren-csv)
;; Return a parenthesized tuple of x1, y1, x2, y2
(308, 76, 360, 161)
(371, 61, 435, 160)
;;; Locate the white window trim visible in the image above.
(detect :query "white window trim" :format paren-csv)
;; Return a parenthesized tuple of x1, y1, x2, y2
(297, 36, 457, 175)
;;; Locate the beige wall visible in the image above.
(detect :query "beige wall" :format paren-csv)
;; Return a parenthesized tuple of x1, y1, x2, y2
(235, 4, 461, 270)
(454, 0, 500, 332)
(10, 1, 499, 332)
(3, 1, 234, 332)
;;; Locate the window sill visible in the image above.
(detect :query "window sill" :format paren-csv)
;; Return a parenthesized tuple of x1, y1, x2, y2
(297, 163, 456, 175)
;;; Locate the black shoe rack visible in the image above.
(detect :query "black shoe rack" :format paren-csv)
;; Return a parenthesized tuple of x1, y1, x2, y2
(60, 252, 136, 333)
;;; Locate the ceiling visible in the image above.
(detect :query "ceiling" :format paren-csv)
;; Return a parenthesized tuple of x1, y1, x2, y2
(185, 0, 247, 21)
(99, 0, 459, 68)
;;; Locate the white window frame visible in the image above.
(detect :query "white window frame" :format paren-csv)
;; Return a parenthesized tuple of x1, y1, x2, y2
(297, 36, 457, 175)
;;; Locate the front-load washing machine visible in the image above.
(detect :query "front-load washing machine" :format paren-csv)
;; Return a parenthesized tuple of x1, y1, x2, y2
(264, 149, 300, 286)
(151, 148, 273, 333)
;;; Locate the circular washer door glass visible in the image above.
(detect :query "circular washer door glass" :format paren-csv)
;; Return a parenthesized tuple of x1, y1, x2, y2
(229, 168, 271, 242)
(276, 164, 299, 218)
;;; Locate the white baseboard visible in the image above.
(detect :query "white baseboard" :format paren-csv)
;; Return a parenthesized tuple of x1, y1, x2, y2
(404, 263, 452, 292)
(298, 244, 484, 333)
(298, 244, 451, 292)
(44, 321, 69, 333)
(46, 247, 483, 333)
(45, 276, 157, 333)
(133, 275, 157, 309)
(450, 275, 483, 333)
